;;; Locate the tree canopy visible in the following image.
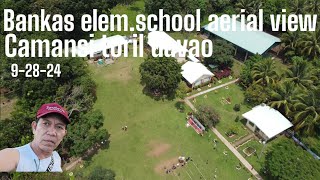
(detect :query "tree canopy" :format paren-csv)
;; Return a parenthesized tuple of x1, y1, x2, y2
(139, 56, 181, 97)
(145, 0, 207, 31)
(0, 0, 114, 164)
(265, 139, 320, 179)
(204, 39, 235, 69)
(194, 104, 220, 128)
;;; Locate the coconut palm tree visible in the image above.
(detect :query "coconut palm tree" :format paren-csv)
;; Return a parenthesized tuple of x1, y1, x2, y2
(281, 31, 301, 59)
(306, 0, 320, 15)
(292, 87, 320, 136)
(289, 0, 308, 14)
(312, 59, 320, 86)
(268, 81, 297, 117)
(285, 57, 317, 89)
(298, 28, 320, 59)
(252, 58, 278, 86)
(235, 0, 257, 15)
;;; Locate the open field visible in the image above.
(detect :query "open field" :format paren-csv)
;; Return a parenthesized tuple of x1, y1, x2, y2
(79, 56, 252, 179)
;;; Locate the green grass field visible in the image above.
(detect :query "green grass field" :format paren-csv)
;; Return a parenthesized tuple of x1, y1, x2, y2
(193, 83, 252, 141)
(78, 55, 252, 179)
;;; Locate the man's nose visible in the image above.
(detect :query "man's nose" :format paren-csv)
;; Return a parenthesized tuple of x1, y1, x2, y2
(46, 125, 57, 136)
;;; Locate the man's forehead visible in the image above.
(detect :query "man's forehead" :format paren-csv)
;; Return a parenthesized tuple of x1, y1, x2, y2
(40, 116, 67, 126)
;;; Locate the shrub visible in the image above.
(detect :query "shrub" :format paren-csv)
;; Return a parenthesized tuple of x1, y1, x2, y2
(235, 115, 240, 122)
(194, 105, 220, 128)
(226, 126, 239, 136)
(214, 68, 231, 79)
(233, 104, 241, 111)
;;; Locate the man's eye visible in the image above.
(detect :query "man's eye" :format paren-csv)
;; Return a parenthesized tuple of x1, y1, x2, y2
(44, 122, 49, 126)
(57, 126, 64, 130)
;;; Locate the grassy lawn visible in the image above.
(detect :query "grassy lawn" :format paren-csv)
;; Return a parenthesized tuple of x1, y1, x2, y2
(237, 136, 287, 177)
(238, 139, 266, 172)
(191, 84, 252, 142)
(77, 56, 252, 179)
(187, 77, 237, 96)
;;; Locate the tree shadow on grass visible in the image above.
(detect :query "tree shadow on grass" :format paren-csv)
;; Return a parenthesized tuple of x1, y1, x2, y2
(141, 86, 176, 101)
(174, 101, 186, 113)
(82, 133, 111, 162)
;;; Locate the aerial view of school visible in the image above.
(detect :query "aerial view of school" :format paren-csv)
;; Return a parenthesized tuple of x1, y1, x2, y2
(1, 0, 320, 179)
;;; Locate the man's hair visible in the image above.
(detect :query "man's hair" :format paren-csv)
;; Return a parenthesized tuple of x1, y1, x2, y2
(35, 113, 68, 127)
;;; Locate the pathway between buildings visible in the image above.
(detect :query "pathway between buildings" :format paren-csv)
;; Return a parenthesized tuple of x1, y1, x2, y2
(186, 78, 239, 100)
(211, 127, 262, 179)
(184, 79, 262, 179)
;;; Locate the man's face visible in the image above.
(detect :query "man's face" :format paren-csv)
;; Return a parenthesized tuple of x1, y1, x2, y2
(32, 115, 67, 153)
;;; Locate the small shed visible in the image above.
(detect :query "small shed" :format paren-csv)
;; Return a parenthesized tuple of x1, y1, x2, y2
(242, 104, 293, 141)
(181, 61, 214, 88)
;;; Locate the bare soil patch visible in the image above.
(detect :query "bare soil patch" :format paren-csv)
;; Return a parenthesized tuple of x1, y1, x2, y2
(147, 141, 171, 157)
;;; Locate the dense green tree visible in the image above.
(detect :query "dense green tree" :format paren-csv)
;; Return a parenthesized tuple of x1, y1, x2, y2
(292, 87, 320, 136)
(194, 104, 220, 128)
(268, 81, 298, 117)
(139, 56, 181, 97)
(312, 58, 320, 86)
(305, 0, 320, 14)
(204, 39, 235, 69)
(251, 58, 278, 86)
(146, 0, 207, 15)
(11, 0, 118, 40)
(244, 83, 270, 105)
(285, 56, 316, 90)
(145, 0, 207, 31)
(88, 166, 116, 180)
(235, 0, 262, 16)
(289, 0, 308, 14)
(281, 31, 301, 61)
(298, 28, 320, 59)
(263, 0, 288, 29)
(209, 0, 232, 13)
(61, 110, 110, 157)
(239, 54, 263, 88)
(265, 138, 320, 179)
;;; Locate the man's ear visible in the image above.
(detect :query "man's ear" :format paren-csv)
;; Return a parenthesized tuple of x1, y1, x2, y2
(31, 121, 37, 134)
